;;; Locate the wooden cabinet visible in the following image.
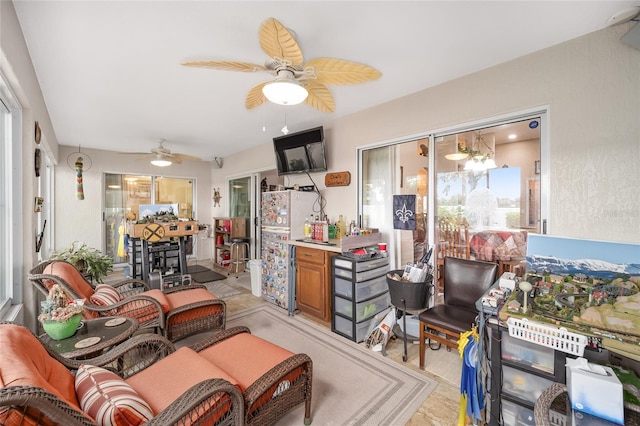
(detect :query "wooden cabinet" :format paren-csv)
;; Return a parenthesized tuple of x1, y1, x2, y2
(213, 217, 246, 268)
(295, 246, 335, 321)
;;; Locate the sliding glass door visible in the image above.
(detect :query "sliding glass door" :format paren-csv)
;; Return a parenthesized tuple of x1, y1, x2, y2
(104, 174, 194, 264)
(359, 115, 544, 273)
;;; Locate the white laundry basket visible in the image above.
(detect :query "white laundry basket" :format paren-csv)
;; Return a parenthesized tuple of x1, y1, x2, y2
(249, 259, 262, 297)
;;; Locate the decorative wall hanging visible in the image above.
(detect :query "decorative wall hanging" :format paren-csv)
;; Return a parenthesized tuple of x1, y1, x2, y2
(34, 197, 44, 212)
(393, 195, 416, 230)
(325, 171, 351, 187)
(34, 148, 41, 177)
(66, 146, 92, 201)
(34, 121, 41, 144)
(213, 187, 222, 207)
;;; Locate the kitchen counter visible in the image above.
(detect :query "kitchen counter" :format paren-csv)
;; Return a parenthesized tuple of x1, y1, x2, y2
(288, 239, 342, 253)
(289, 233, 382, 253)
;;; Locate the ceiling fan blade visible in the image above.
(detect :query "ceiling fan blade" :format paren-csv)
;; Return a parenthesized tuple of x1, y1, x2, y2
(181, 61, 267, 73)
(305, 58, 382, 85)
(245, 82, 268, 109)
(117, 151, 151, 156)
(304, 82, 335, 113)
(174, 153, 201, 162)
(259, 18, 304, 66)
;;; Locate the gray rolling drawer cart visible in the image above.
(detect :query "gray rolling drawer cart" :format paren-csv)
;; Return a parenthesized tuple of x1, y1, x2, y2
(331, 254, 390, 342)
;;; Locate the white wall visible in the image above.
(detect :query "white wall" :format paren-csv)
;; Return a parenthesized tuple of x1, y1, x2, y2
(215, 23, 640, 244)
(1, 1, 59, 328)
(55, 146, 213, 260)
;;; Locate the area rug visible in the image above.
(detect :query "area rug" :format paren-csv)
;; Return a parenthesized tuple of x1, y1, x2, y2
(187, 264, 211, 274)
(202, 281, 242, 299)
(224, 304, 438, 425)
(191, 270, 227, 283)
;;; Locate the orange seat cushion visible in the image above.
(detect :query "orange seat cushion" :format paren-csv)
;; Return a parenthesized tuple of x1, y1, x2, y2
(125, 347, 239, 415)
(138, 289, 171, 313)
(197, 333, 293, 392)
(164, 288, 216, 309)
(0, 324, 81, 410)
(43, 261, 94, 300)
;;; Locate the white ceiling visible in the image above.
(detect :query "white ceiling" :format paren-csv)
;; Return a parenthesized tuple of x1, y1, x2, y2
(13, 1, 638, 162)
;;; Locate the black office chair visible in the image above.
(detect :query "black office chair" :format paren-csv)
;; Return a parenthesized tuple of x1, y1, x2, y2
(418, 256, 498, 369)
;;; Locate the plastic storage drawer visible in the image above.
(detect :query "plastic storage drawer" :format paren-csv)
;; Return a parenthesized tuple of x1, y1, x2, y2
(334, 292, 390, 322)
(334, 265, 389, 282)
(333, 256, 390, 271)
(502, 331, 555, 375)
(502, 365, 554, 404)
(334, 275, 389, 302)
(333, 315, 377, 343)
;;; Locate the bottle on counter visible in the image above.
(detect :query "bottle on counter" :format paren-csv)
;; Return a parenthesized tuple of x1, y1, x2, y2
(322, 217, 329, 242)
(349, 220, 356, 236)
(304, 216, 311, 240)
(337, 215, 346, 238)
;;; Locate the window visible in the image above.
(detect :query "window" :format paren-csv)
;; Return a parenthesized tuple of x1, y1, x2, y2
(0, 73, 22, 314)
(104, 174, 195, 263)
(359, 113, 547, 271)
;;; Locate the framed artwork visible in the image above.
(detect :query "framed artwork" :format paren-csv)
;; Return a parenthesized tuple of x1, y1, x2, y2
(34, 197, 44, 212)
(534, 160, 541, 175)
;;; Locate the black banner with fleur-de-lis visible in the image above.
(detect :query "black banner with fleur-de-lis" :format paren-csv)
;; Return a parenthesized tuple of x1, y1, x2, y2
(393, 195, 416, 230)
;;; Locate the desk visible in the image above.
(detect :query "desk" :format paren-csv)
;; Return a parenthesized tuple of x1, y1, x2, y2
(40, 316, 138, 359)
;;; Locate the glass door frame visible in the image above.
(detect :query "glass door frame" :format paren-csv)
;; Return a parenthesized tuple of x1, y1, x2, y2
(357, 108, 549, 271)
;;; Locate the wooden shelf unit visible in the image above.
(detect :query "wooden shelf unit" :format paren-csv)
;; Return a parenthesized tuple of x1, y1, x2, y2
(213, 217, 246, 268)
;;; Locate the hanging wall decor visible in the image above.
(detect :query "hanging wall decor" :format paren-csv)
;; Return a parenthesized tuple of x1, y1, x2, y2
(66, 146, 92, 201)
(34, 148, 41, 177)
(213, 187, 222, 207)
(392, 195, 416, 230)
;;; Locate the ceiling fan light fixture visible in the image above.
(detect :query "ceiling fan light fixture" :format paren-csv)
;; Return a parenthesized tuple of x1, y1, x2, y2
(150, 158, 172, 167)
(262, 70, 308, 106)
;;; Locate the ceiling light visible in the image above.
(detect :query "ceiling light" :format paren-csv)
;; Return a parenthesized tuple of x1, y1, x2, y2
(462, 132, 497, 172)
(150, 158, 172, 167)
(508, 134, 517, 140)
(262, 69, 308, 106)
(444, 135, 469, 161)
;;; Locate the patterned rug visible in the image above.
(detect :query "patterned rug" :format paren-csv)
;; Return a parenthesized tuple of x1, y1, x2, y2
(220, 304, 437, 425)
(202, 281, 242, 299)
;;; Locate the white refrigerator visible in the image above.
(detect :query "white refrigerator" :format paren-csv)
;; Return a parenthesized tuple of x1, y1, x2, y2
(261, 190, 317, 314)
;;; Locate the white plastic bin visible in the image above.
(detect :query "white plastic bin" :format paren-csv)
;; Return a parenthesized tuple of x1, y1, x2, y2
(249, 260, 262, 297)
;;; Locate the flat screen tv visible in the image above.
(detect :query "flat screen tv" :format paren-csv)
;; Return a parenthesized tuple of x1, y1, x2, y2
(273, 126, 327, 176)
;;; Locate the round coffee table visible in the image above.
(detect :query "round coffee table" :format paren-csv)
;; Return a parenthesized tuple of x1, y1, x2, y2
(39, 316, 139, 359)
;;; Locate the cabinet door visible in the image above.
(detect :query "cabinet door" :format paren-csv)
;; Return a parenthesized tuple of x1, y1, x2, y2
(296, 261, 327, 320)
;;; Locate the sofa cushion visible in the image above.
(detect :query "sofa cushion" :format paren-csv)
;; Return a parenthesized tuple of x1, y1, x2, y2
(90, 284, 121, 306)
(125, 347, 239, 415)
(75, 364, 153, 426)
(197, 332, 294, 392)
(43, 261, 95, 300)
(0, 324, 80, 409)
(138, 289, 170, 313)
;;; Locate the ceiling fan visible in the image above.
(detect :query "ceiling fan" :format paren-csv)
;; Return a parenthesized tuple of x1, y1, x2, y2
(182, 17, 382, 112)
(120, 140, 201, 167)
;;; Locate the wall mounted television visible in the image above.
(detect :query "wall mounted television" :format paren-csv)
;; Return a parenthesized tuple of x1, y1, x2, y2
(273, 126, 327, 176)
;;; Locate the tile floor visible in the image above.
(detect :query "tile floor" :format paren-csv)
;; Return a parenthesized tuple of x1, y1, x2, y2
(111, 264, 464, 425)
(211, 266, 462, 426)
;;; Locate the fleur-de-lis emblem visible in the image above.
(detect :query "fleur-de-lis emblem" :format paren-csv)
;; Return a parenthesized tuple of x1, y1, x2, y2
(395, 203, 414, 223)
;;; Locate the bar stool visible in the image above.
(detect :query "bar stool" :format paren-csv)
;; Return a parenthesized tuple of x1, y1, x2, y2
(228, 237, 250, 278)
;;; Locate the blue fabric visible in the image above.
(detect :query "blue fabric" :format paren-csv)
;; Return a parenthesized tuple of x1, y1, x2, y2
(460, 335, 483, 420)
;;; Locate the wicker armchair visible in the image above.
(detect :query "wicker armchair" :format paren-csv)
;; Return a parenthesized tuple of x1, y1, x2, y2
(0, 322, 243, 426)
(29, 260, 226, 341)
(192, 326, 314, 426)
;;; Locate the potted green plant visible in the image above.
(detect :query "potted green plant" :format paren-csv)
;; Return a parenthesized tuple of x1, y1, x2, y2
(51, 241, 114, 283)
(38, 284, 84, 340)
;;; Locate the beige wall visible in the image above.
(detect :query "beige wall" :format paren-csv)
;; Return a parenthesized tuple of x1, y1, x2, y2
(215, 23, 640, 244)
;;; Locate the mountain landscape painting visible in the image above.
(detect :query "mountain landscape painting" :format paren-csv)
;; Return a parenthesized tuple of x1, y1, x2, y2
(526, 235, 640, 279)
